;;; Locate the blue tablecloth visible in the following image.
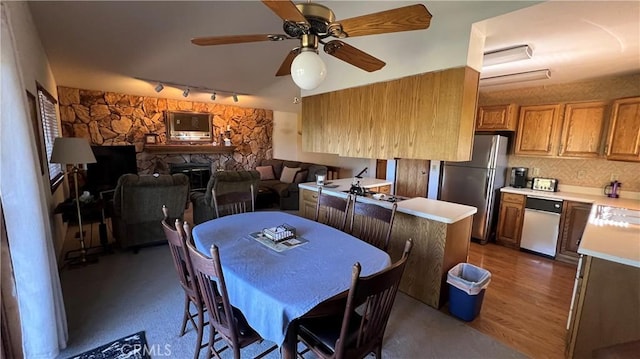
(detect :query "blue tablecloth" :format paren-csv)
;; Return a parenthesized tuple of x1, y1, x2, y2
(192, 211, 391, 346)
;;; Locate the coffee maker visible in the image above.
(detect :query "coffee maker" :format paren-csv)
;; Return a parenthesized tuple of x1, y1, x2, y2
(510, 167, 528, 188)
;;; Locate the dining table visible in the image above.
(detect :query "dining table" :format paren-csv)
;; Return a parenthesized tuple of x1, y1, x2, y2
(191, 211, 391, 358)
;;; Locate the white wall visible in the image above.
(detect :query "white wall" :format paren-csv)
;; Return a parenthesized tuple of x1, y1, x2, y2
(273, 111, 375, 178)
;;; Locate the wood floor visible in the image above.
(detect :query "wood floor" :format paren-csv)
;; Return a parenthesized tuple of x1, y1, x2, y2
(466, 242, 576, 359)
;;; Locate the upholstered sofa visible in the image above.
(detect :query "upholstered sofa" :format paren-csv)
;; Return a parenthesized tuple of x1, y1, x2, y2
(190, 170, 261, 225)
(111, 173, 190, 251)
(255, 159, 328, 210)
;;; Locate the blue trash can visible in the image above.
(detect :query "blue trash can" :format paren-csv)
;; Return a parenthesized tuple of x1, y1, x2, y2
(447, 263, 491, 321)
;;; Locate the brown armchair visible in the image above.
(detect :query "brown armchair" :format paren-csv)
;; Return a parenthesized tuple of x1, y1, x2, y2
(190, 170, 260, 225)
(111, 174, 190, 251)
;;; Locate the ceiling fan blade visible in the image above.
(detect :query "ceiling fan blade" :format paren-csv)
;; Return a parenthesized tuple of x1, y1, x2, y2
(338, 4, 432, 38)
(262, 0, 309, 25)
(191, 34, 290, 46)
(324, 40, 385, 72)
(276, 48, 300, 77)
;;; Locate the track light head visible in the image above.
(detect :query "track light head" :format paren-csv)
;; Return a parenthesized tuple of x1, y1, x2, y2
(232, 93, 238, 102)
(211, 92, 216, 101)
(154, 83, 164, 93)
(182, 87, 190, 97)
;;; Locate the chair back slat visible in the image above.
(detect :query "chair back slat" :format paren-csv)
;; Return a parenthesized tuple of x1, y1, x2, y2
(314, 187, 351, 231)
(186, 241, 239, 344)
(335, 239, 413, 359)
(213, 184, 255, 218)
(161, 206, 197, 298)
(349, 200, 397, 252)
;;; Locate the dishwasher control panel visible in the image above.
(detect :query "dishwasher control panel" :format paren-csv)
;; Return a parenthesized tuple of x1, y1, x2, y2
(525, 196, 563, 214)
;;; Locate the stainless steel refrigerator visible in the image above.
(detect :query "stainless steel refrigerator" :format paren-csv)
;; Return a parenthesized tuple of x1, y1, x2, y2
(439, 134, 509, 244)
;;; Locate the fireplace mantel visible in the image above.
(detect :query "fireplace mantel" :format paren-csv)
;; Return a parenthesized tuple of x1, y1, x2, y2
(144, 145, 236, 154)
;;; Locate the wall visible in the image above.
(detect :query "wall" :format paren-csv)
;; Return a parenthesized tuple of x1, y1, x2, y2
(58, 86, 274, 173)
(479, 74, 640, 192)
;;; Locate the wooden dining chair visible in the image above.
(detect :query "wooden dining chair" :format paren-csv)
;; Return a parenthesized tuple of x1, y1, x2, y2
(297, 238, 414, 359)
(349, 199, 397, 252)
(185, 238, 277, 359)
(314, 187, 351, 231)
(212, 184, 255, 218)
(160, 205, 206, 359)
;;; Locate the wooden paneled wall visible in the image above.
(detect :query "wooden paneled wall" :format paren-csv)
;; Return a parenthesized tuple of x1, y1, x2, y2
(302, 67, 480, 161)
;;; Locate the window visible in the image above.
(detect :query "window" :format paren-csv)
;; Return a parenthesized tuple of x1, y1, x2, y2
(37, 84, 63, 190)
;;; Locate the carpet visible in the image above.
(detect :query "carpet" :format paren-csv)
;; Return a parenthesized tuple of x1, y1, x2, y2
(68, 331, 150, 359)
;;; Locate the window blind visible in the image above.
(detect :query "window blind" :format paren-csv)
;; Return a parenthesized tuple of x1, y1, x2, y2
(37, 85, 63, 189)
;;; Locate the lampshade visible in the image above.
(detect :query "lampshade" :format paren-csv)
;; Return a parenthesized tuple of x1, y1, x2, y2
(50, 137, 97, 165)
(291, 50, 327, 90)
(483, 45, 533, 67)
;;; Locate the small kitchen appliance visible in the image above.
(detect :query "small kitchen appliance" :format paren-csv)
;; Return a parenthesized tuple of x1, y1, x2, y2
(532, 177, 559, 192)
(510, 167, 528, 188)
(604, 180, 622, 198)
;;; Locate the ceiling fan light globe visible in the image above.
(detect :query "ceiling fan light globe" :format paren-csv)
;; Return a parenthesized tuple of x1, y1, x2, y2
(291, 51, 327, 90)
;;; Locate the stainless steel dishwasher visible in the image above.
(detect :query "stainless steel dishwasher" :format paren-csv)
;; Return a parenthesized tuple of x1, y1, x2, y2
(520, 196, 563, 257)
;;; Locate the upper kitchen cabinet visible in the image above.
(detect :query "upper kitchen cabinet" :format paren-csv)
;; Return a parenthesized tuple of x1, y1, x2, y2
(558, 101, 607, 158)
(514, 104, 562, 156)
(605, 97, 640, 162)
(476, 104, 518, 131)
(302, 67, 479, 161)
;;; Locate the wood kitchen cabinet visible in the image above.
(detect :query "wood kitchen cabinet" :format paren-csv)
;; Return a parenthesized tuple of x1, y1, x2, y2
(566, 256, 640, 358)
(559, 101, 607, 158)
(556, 201, 592, 264)
(605, 96, 640, 162)
(515, 104, 563, 156)
(300, 188, 319, 220)
(496, 192, 525, 249)
(369, 185, 391, 194)
(476, 104, 518, 131)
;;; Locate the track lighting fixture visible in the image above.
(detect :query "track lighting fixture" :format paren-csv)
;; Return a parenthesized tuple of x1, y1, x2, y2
(136, 77, 244, 103)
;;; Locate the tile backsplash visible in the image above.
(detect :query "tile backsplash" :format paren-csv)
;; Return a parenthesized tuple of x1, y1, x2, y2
(508, 156, 639, 192)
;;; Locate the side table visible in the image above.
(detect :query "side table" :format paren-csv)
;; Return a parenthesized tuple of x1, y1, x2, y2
(54, 198, 111, 263)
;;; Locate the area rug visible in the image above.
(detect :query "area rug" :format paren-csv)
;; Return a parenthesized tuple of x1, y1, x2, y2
(68, 331, 150, 359)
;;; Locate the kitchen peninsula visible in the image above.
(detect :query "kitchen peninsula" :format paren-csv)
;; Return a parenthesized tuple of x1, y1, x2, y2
(299, 178, 477, 308)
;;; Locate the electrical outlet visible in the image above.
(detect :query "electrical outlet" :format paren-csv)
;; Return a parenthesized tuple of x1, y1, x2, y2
(577, 170, 586, 179)
(611, 174, 619, 181)
(532, 167, 540, 176)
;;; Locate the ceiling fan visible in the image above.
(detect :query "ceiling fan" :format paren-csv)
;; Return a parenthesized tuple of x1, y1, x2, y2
(191, 1, 432, 90)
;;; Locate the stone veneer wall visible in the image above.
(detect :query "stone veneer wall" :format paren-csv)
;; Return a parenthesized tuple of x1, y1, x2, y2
(479, 74, 640, 192)
(57, 86, 273, 174)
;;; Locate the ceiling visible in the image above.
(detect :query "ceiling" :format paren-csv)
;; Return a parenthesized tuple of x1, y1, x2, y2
(27, 1, 640, 113)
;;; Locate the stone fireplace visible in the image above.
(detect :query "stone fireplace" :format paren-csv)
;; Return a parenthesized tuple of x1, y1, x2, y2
(57, 86, 274, 175)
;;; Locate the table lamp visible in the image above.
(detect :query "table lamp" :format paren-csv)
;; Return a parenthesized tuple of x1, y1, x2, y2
(50, 137, 96, 265)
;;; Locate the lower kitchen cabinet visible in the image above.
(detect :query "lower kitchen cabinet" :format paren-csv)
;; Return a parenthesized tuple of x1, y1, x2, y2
(556, 201, 592, 264)
(496, 192, 525, 249)
(566, 256, 640, 358)
(300, 188, 319, 220)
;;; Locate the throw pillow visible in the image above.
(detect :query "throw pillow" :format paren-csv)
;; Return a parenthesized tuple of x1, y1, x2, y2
(256, 165, 276, 180)
(280, 166, 301, 184)
(293, 170, 309, 184)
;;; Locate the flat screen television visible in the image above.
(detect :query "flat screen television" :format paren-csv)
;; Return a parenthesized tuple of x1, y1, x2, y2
(85, 145, 138, 194)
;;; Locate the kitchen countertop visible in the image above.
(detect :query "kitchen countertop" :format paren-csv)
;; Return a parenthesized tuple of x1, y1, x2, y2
(500, 186, 640, 210)
(299, 178, 477, 224)
(501, 186, 640, 267)
(578, 205, 640, 268)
